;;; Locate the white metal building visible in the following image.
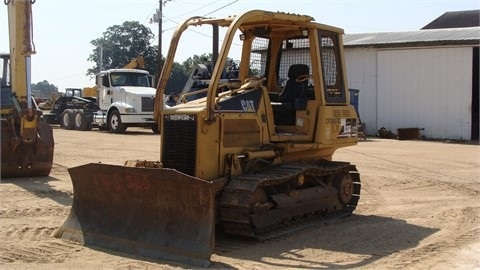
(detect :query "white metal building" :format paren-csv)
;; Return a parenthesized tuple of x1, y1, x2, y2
(343, 27, 479, 140)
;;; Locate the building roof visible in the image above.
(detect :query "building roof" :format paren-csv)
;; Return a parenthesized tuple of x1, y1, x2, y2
(343, 27, 480, 48)
(422, 10, 480, 29)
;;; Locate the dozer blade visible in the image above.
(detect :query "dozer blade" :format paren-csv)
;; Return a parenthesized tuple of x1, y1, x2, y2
(1, 120, 54, 178)
(55, 163, 215, 267)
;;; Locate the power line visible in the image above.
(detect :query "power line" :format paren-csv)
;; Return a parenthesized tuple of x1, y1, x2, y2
(154, 0, 239, 36)
(166, 0, 221, 19)
(143, 6, 157, 24)
(202, 0, 238, 17)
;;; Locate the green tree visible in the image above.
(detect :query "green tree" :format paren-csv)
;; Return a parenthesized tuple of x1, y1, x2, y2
(31, 80, 58, 99)
(165, 62, 190, 94)
(87, 21, 158, 76)
(182, 53, 213, 71)
(32, 80, 58, 92)
(164, 54, 239, 95)
(182, 53, 237, 79)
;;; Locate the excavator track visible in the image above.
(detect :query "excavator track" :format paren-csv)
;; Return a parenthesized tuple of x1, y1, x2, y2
(219, 161, 360, 238)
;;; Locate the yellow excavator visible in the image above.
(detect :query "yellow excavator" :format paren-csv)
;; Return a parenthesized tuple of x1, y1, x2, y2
(56, 10, 361, 266)
(1, 0, 54, 178)
(122, 55, 146, 69)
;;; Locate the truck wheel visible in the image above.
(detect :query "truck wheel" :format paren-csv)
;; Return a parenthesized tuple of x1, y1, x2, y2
(74, 110, 92, 131)
(108, 110, 127, 133)
(61, 109, 75, 130)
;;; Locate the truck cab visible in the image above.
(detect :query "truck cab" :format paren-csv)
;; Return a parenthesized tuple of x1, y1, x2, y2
(94, 68, 158, 133)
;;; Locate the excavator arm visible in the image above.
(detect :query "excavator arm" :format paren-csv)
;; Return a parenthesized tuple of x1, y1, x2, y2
(1, 0, 54, 178)
(122, 55, 146, 69)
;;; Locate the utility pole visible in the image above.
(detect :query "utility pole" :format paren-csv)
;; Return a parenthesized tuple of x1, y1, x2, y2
(99, 44, 103, 72)
(151, 0, 170, 78)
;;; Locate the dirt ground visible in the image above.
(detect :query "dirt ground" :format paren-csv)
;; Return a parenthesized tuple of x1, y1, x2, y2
(1, 127, 479, 269)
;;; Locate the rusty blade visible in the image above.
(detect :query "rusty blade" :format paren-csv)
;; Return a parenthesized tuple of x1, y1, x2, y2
(1, 120, 54, 178)
(55, 163, 215, 267)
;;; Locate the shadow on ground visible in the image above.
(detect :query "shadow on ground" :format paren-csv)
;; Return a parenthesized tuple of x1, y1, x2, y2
(0, 164, 72, 206)
(210, 214, 438, 269)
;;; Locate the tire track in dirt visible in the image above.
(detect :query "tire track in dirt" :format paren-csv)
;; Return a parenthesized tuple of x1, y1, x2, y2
(345, 148, 478, 186)
(5, 226, 58, 239)
(391, 168, 480, 197)
(363, 162, 480, 269)
(0, 181, 75, 265)
(368, 206, 480, 269)
(388, 226, 480, 269)
(355, 180, 386, 214)
(0, 205, 70, 219)
(0, 240, 81, 263)
(108, 260, 173, 269)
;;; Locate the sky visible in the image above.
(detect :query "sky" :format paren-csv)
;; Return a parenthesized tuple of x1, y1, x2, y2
(1, 0, 479, 92)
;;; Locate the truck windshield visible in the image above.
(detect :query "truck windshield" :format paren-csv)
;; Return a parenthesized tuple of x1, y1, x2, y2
(110, 72, 150, 87)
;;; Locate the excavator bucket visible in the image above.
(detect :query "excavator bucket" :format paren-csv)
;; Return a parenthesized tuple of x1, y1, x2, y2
(1, 120, 54, 178)
(55, 163, 215, 267)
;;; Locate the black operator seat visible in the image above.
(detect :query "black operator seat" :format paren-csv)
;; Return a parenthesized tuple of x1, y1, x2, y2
(279, 64, 310, 102)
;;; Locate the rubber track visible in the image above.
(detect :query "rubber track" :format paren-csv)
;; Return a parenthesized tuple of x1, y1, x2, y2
(219, 161, 361, 238)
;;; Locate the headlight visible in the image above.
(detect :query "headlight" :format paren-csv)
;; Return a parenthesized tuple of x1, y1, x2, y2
(125, 108, 136, 113)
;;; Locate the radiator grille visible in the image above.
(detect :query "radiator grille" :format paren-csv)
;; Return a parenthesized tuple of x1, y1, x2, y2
(333, 109, 342, 118)
(162, 116, 197, 176)
(141, 97, 154, 112)
(342, 109, 351, 117)
(333, 109, 352, 118)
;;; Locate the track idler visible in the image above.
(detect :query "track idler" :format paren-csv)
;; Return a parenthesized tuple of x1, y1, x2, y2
(55, 163, 215, 267)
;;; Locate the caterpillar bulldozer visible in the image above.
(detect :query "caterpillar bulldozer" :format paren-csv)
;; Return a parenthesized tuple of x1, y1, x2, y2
(1, 0, 54, 178)
(56, 10, 361, 267)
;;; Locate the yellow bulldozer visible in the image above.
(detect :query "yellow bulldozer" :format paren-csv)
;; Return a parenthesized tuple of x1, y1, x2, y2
(56, 10, 361, 267)
(1, 0, 54, 178)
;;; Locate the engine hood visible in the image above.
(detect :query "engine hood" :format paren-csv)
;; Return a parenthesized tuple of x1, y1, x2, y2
(115, 86, 156, 96)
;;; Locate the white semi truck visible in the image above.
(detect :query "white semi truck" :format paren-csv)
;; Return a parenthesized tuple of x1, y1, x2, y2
(44, 68, 159, 133)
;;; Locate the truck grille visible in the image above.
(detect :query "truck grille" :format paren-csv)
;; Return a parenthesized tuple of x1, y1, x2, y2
(141, 97, 154, 112)
(162, 115, 197, 176)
